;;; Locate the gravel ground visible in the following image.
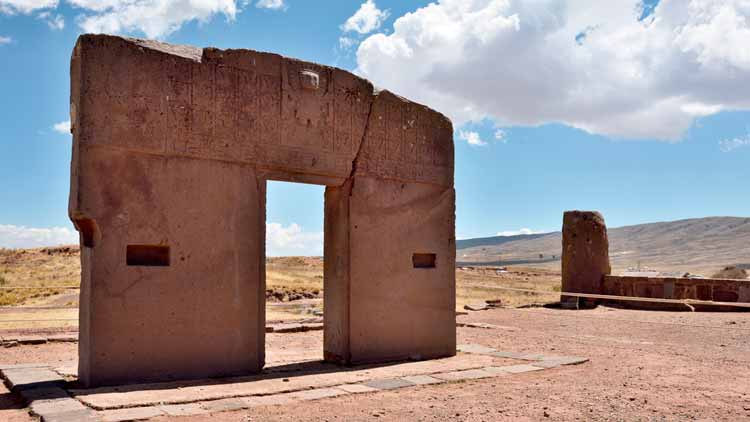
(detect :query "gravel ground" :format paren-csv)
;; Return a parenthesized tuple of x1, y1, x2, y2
(2, 306, 749, 421)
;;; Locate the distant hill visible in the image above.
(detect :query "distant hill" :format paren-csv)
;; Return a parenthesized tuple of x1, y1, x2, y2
(457, 216, 750, 275)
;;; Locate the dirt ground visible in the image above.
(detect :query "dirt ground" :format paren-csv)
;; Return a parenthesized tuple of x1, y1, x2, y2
(2, 306, 749, 421)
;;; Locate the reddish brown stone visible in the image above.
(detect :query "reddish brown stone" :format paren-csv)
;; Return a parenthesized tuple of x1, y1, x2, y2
(561, 211, 611, 308)
(69, 34, 456, 387)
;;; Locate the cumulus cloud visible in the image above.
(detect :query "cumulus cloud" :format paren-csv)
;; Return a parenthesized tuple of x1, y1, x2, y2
(0, 35, 11, 44)
(458, 130, 486, 146)
(496, 228, 544, 237)
(53, 119, 70, 134)
(341, 0, 389, 34)
(0, 0, 57, 14)
(255, 0, 284, 10)
(69, 0, 238, 38)
(266, 222, 323, 256)
(719, 133, 750, 152)
(356, 0, 750, 141)
(0, 224, 78, 249)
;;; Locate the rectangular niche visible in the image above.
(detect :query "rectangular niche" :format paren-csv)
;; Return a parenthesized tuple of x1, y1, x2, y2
(412, 253, 436, 269)
(126, 245, 170, 267)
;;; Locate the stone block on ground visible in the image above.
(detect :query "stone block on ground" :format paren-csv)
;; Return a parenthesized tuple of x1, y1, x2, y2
(16, 336, 48, 345)
(99, 406, 164, 422)
(273, 323, 305, 333)
(47, 334, 78, 343)
(241, 394, 295, 407)
(291, 388, 348, 401)
(456, 344, 496, 354)
(401, 375, 443, 385)
(2, 367, 65, 391)
(496, 364, 546, 374)
(463, 302, 490, 311)
(159, 403, 212, 417)
(433, 369, 494, 381)
(337, 384, 379, 394)
(533, 356, 589, 368)
(200, 397, 249, 412)
(363, 378, 416, 390)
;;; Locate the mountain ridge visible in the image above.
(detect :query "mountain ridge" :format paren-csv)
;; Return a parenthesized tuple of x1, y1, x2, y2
(457, 216, 750, 275)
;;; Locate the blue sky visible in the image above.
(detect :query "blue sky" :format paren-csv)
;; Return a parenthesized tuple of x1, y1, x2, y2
(1, 0, 749, 254)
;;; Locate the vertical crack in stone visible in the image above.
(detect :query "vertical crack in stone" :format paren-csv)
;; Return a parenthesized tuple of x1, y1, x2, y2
(346, 91, 377, 188)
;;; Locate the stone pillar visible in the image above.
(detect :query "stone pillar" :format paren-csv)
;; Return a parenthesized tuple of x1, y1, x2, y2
(561, 211, 611, 309)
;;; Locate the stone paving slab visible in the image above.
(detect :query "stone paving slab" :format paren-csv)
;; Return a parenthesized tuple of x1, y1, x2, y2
(0, 345, 589, 421)
(498, 364, 546, 374)
(456, 343, 497, 354)
(2, 366, 65, 391)
(72, 354, 503, 409)
(401, 375, 443, 385)
(532, 356, 590, 368)
(99, 406, 164, 422)
(337, 383, 380, 393)
(490, 351, 531, 360)
(199, 397, 248, 413)
(291, 387, 348, 401)
(39, 409, 100, 422)
(363, 378, 415, 390)
(433, 368, 494, 381)
(160, 402, 212, 417)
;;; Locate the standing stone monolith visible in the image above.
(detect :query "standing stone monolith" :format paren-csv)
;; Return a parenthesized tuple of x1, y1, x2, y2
(561, 211, 611, 308)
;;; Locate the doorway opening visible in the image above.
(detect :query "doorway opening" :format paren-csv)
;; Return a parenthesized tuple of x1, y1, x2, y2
(265, 181, 326, 366)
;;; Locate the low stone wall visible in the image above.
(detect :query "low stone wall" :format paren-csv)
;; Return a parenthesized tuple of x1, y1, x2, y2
(602, 275, 750, 310)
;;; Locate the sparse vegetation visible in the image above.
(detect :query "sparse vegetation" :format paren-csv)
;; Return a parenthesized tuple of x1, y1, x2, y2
(711, 266, 748, 280)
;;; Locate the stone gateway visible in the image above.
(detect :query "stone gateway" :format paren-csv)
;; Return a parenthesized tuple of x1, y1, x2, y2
(69, 35, 456, 387)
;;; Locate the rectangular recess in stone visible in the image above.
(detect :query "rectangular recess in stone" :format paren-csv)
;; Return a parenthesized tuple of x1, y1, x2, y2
(126, 245, 170, 267)
(412, 253, 437, 269)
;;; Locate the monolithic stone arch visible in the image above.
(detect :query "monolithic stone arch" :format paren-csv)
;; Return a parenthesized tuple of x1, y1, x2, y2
(69, 35, 456, 387)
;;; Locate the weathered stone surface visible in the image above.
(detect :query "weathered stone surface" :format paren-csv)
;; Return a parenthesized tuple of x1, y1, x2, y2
(2, 367, 65, 391)
(532, 356, 589, 368)
(401, 375, 443, 385)
(456, 344, 496, 355)
(70, 33, 455, 387)
(99, 406, 164, 422)
(159, 403, 212, 416)
(336, 383, 379, 393)
(199, 397, 248, 412)
(16, 336, 47, 345)
(561, 210, 611, 307)
(463, 302, 490, 311)
(363, 378, 416, 390)
(290, 388, 348, 401)
(433, 369, 493, 381)
(497, 364, 546, 374)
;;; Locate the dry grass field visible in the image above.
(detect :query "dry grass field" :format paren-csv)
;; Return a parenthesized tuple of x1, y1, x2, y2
(0, 247, 562, 331)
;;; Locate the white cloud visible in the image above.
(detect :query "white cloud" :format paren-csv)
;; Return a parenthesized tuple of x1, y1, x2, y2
(0, 0, 57, 14)
(719, 133, 750, 152)
(356, 0, 750, 141)
(53, 119, 70, 134)
(69, 0, 239, 38)
(0, 35, 11, 44)
(38, 10, 64, 29)
(0, 224, 78, 249)
(266, 222, 323, 256)
(493, 129, 507, 143)
(496, 228, 543, 237)
(341, 0, 389, 35)
(458, 130, 486, 146)
(255, 0, 284, 10)
(339, 36, 357, 51)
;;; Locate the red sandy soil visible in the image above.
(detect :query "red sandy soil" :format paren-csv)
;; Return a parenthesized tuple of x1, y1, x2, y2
(2, 306, 749, 421)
